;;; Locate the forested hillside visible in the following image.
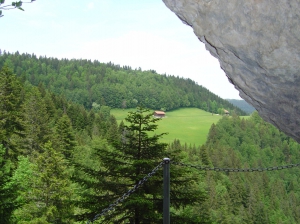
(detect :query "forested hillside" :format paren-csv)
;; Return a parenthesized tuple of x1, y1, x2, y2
(0, 51, 246, 115)
(167, 113, 300, 223)
(1, 53, 299, 223)
(199, 112, 300, 223)
(0, 65, 208, 223)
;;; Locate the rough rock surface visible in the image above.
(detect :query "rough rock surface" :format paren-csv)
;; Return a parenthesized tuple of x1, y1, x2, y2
(162, 0, 300, 143)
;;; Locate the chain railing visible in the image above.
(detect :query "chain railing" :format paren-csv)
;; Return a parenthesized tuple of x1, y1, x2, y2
(86, 159, 300, 223)
(87, 161, 164, 223)
(172, 161, 300, 172)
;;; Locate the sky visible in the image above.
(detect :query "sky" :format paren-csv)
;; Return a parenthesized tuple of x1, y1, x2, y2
(1, 0, 241, 99)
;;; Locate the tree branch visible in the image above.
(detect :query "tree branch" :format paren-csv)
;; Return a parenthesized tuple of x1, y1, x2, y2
(0, 0, 36, 17)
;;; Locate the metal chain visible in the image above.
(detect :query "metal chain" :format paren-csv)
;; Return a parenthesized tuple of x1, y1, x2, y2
(87, 160, 300, 223)
(87, 161, 164, 223)
(172, 161, 300, 172)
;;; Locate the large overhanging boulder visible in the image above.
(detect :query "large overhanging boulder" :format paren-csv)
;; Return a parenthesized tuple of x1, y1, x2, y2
(162, 0, 300, 143)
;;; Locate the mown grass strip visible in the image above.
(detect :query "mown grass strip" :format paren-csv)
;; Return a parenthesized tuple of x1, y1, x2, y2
(111, 107, 224, 147)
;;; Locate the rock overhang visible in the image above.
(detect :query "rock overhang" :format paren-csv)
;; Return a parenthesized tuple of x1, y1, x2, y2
(162, 0, 300, 142)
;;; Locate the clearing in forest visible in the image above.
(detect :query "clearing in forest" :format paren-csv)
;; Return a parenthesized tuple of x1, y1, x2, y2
(111, 107, 225, 147)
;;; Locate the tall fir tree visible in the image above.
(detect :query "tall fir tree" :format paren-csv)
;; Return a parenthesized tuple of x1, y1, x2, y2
(0, 66, 26, 223)
(23, 87, 52, 154)
(54, 114, 77, 159)
(0, 144, 16, 223)
(0, 66, 25, 161)
(105, 114, 120, 148)
(12, 141, 74, 223)
(74, 107, 209, 223)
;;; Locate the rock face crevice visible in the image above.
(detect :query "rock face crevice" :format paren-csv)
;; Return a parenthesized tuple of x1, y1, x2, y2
(162, 0, 300, 142)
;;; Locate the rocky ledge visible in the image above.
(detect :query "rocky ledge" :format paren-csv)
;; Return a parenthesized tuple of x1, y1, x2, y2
(163, 0, 300, 142)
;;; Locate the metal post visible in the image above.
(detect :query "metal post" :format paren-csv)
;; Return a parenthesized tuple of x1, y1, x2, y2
(163, 158, 170, 224)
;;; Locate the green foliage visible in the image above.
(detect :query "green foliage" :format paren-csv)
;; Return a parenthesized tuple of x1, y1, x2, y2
(13, 142, 74, 223)
(54, 114, 77, 159)
(0, 64, 115, 222)
(0, 66, 25, 160)
(0, 144, 16, 223)
(202, 111, 300, 223)
(23, 87, 52, 154)
(5, 156, 33, 204)
(73, 107, 167, 222)
(0, 51, 246, 115)
(73, 107, 208, 223)
(1, 58, 300, 223)
(0, 0, 36, 17)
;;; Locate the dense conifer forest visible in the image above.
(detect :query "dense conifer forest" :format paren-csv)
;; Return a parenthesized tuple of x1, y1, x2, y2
(202, 113, 300, 223)
(0, 51, 246, 115)
(1, 52, 300, 223)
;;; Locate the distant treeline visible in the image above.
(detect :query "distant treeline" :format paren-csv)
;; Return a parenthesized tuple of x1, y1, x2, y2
(227, 99, 256, 114)
(0, 50, 246, 115)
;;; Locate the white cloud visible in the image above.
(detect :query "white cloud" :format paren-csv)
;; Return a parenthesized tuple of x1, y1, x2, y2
(87, 2, 95, 10)
(65, 31, 214, 69)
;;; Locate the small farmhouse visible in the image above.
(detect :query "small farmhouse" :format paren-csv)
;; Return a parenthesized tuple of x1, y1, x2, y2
(224, 109, 229, 115)
(153, 111, 166, 118)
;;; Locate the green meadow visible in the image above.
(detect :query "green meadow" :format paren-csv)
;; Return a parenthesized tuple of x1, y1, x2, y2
(111, 107, 224, 147)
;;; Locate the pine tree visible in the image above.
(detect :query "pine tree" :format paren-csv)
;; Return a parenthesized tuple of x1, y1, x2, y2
(12, 141, 74, 223)
(0, 66, 25, 160)
(43, 92, 56, 120)
(54, 114, 77, 159)
(86, 110, 96, 137)
(75, 107, 209, 223)
(0, 144, 16, 223)
(117, 107, 168, 223)
(23, 87, 52, 154)
(200, 145, 210, 166)
(105, 114, 120, 148)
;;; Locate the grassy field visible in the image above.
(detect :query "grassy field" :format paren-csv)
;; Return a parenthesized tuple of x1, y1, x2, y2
(111, 107, 223, 147)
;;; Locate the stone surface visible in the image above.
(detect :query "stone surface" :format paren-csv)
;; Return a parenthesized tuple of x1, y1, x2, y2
(162, 0, 300, 143)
